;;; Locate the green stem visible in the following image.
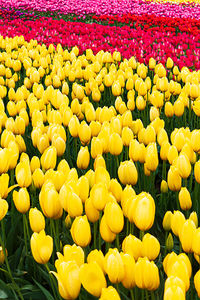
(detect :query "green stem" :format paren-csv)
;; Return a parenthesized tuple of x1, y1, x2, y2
(45, 263, 60, 300)
(151, 291, 156, 300)
(115, 234, 120, 250)
(146, 290, 149, 300)
(23, 214, 28, 254)
(176, 191, 180, 210)
(139, 230, 145, 240)
(130, 289, 135, 300)
(142, 289, 145, 300)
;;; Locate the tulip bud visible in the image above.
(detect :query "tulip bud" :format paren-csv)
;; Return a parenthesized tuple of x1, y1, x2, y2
(13, 188, 30, 214)
(71, 215, 91, 247)
(100, 214, 116, 243)
(0, 198, 8, 221)
(118, 160, 138, 186)
(166, 233, 174, 252)
(132, 192, 155, 231)
(29, 208, 45, 233)
(80, 262, 107, 297)
(32, 168, 44, 189)
(41, 146, 57, 171)
(160, 180, 168, 193)
(30, 230, 53, 264)
(109, 133, 123, 156)
(179, 220, 196, 253)
(167, 166, 182, 192)
(30, 156, 40, 173)
(176, 154, 191, 179)
(122, 234, 142, 261)
(104, 201, 124, 234)
(0, 246, 7, 265)
(142, 233, 160, 261)
(15, 160, 32, 187)
(145, 143, 158, 172)
(178, 187, 192, 210)
(189, 211, 198, 227)
(77, 146, 90, 169)
(171, 211, 185, 237)
(163, 211, 173, 231)
(87, 249, 105, 272)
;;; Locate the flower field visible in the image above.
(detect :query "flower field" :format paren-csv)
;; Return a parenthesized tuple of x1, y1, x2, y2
(0, 0, 200, 299)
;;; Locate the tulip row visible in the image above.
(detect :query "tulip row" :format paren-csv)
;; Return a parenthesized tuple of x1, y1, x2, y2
(0, 16, 200, 70)
(1, 0, 200, 19)
(1, 35, 200, 299)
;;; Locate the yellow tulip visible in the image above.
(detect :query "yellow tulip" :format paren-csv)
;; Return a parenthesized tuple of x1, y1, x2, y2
(29, 208, 45, 233)
(104, 201, 124, 234)
(142, 233, 160, 261)
(41, 146, 57, 171)
(13, 188, 30, 214)
(178, 187, 192, 210)
(179, 220, 196, 253)
(121, 253, 135, 289)
(100, 214, 116, 243)
(71, 215, 91, 247)
(30, 230, 53, 264)
(79, 262, 107, 297)
(0, 198, 8, 221)
(77, 146, 90, 169)
(104, 248, 124, 284)
(52, 260, 81, 300)
(100, 286, 121, 300)
(122, 234, 142, 261)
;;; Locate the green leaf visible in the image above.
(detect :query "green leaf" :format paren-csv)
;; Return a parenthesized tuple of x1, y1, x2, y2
(32, 278, 54, 300)
(0, 290, 8, 299)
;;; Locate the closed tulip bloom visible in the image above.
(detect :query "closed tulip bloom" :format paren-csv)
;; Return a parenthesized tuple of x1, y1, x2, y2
(176, 154, 191, 179)
(191, 130, 200, 152)
(104, 201, 124, 234)
(194, 160, 200, 183)
(0, 174, 10, 198)
(15, 160, 32, 187)
(90, 182, 108, 211)
(30, 230, 53, 264)
(129, 139, 141, 162)
(41, 146, 57, 171)
(135, 257, 160, 290)
(87, 250, 105, 273)
(145, 143, 158, 172)
(160, 141, 170, 161)
(29, 208, 45, 232)
(13, 188, 30, 214)
(0, 198, 8, 221)
(192, 228, 200, 255)
(71, 215, 91, 247)
(142, 233, 160, 261)
(0, 246, 7, 265)
(194, 270, 200, 298)
(30, 156, 40, 173)
(100, 214, 116, 243)
(167, 145, 178, 165)
(52, 260, 81, 300)
(78, 121, 91, 145)
(100, 286, 120, 300)
(80, 262, 107, 297)
(32, 168, 45, 189)
(77, 146, 90, 170)
(121, 253, 136, 289)
(160, 180, 168, 193)
(164, 285, 185, 300)
(171, 211, 185, 237)
(118, 160, 138, 186)
(77, 176, 89, 203)
(39, 182, 63, 219)
(132, 192, 155, 231)
(122, 127, 133, 146)
(178, 187, 192, 210)
(179, 220, 196, 253)
(104, 248, 125, 284)
(189, 211, 198, 227)
(167, 166, 182, 192)
(67, 192, 83, 218)
(91, 137, 103, 159)
(165, 276, 185, 296)
(163, 211, 173, 231)
(109, 179, 122, 203)
(109, 133, 123, 156)
(122, 234, 142, 261)
(85, 197, 99, 223)
(52, 136, 66, 156)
